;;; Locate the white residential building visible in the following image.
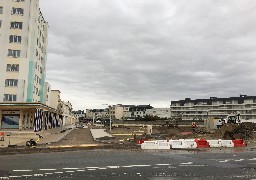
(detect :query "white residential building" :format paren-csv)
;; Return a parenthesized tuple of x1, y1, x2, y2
(61, 101, 76, 125)
(0, 0, 49, 104)
(73, 110, 85, 120)
(170, 95, 256, 121)
(86, 109, 108, 119)
(146, 108, 171, 119)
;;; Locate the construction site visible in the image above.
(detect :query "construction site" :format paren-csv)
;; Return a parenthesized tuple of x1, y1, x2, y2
(88, 113, 256, 148)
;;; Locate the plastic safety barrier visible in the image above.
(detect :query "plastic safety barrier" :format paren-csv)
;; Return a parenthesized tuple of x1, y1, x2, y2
(220, 140, 234, 147)
(184, 139, 197, 149)
(170, 139, 197, 149)
(141, 140, 171, 149)
(232, 139, 246, 147)
(207, 140, 222, 148)
(136, 139, 149, 145)
(142, 139, 246, 149)
(195, 139, 210, 148)
(141, 141, 158, 149)
(157, 140, 170, 149)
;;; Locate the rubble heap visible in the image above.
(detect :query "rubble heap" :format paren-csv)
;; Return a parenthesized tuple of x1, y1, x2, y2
(212, 122, 256, 140)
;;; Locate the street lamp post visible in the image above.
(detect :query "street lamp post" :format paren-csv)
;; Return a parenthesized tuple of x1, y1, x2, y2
(102, 104, 111, 133)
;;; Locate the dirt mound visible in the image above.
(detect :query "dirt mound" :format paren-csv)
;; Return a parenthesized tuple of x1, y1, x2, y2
(212, 123, 256, 140)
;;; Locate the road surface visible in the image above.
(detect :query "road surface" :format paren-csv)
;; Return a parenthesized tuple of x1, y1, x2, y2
(0, 149, 256, 179)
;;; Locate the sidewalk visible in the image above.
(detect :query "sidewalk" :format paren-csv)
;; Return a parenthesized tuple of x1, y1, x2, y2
(0, 125, 75, 148)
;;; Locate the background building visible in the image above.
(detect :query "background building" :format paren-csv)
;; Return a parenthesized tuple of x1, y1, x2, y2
(0, 0, 49, 104)
(170, 95, 256, 121)
(146, 108, 171, 119)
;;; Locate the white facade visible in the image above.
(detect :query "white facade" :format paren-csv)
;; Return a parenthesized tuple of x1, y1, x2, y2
(50, 90, 61, 110)
(61, 101, 76, 125)
(86, 109, 108, 119)
(170, 95, 256, 121)
(73, 110, 85, 120)
(0, 0, 48, 103)
(146, 108, 171, 119)
(44, 81, 51, 106)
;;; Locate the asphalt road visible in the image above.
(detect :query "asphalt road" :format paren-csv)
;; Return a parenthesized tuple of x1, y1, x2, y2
(0, 149, 256, 179)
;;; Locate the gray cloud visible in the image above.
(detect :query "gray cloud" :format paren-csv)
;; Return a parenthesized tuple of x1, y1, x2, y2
(40, 0, 256, 109)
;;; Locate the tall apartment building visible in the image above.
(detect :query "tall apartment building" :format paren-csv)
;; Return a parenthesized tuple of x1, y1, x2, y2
(0, 0, 49, 103)
(170, 95, 256, 121)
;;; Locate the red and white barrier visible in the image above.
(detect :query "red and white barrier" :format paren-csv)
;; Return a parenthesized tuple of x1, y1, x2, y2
(207, 140, 222, 148)
(141, 139, 246, 149)
(195, 139, 210, 148)
(141, 140, 170, 150)
(232, 139, 246, 147)
(220, 140, 234, 147)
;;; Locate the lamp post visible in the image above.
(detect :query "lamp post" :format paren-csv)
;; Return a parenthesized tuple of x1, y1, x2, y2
(102, 104, 111, 133)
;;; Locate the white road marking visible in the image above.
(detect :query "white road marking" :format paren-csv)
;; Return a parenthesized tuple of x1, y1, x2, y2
(168, 166, 177, 169)
(156, 164, 170, 166)
(85, 167, 99, 169)
(179, 165, 205, 167)
(87, 169, 96, 171)
(249, 158, 256, 161)
(122, 166, 133, 168)
(98, 168, 107, 170)
(9, 176, 21, 178)
(63, 168, 80, 170)
(39, 169, 56, 171)
(219, 160, 228, 163)
(136, 173, 141, 175)
(234, 159, 244, 162)
(107, 166, 120, 169)
(22, 175, 33, 177)
(13, 170, 32, 172)
(34, 174, 44, 176)
(77, 170, 86, 172)
(66, 171, 75, 173)
(131, 165, 151, 167)
(0, 177, 9, 179)
(180, 162, 193, 165)
(45, 173, 53, 175)
(55, 172, 63, 174)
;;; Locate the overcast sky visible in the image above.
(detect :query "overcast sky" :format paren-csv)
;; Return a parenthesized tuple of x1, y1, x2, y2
(40, 0, 256, 110)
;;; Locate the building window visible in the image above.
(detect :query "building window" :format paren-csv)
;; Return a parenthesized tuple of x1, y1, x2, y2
(6, 64, 19, 72)
(9, 35, 22, 43)
(5, 79, 18, 87)
(8, 49, 21, 58)
(10, 22, 22, 29)
(3, 94, 17, 102)
(0, 7, 3, 14)
(11, 8, 24, 15)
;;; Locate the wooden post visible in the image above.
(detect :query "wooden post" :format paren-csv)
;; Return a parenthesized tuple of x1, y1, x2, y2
(19, 110, 23, 130)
